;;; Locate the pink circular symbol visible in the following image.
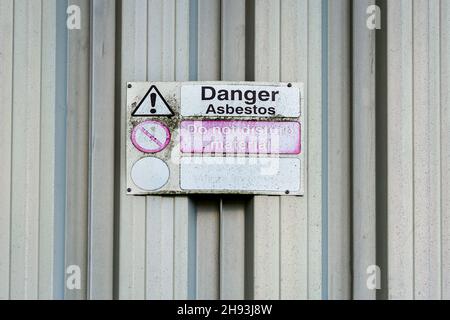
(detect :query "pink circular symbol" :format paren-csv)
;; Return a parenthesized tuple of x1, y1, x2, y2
(131, 120, 171, 153)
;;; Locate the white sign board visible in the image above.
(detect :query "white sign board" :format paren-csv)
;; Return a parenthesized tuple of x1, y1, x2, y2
(126, 81, 305, 196)
(181, 84, 300, 117)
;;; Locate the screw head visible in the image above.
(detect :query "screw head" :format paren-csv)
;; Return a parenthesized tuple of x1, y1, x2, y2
(127, 84, 132, 88)
(285, 190, 290, 195)
(127, 188, 132, 192)
(287, 83, 292, 87)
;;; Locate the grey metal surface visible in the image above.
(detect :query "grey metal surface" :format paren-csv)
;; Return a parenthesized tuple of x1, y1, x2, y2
(327, 0, 351, 300)
(65, 0, 90, 300)
(1, 0, 448, 300)
(0, 0, 14, 300)
(352, 0, 376, 300)
(387, 0, 449, 300)
(88, 0, 116, 299)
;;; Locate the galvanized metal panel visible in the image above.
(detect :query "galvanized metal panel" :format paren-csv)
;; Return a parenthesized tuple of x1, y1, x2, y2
(220, 199, 246, 299)
(148, 0, 175, 80)
(53, 0, 68, 299)
(196, 201, 220, 299)
(2, 0, 59, 300)
(306, 0, 323, 300)
(221, 0, 246, 81)
(146, 197, 174, 299)
(327, 0, 351, 300)
(279, 196, 307, 299)
(1, 0, 449, 301)
(387, 0, 414, 300)
(89, 0, 116, 299)
(39, 0, 57, 299)
(279, 0, 308, 300)
(65, 0, 90, 300)
(442, 0, 450, 300)
(118, 0, 148, 300)
(352, 0, 376, 300)
(198, 0, 221, 81)
(387, 0, 449, 300)
(251, 196, 280, 299)
(0, 0, 13, 300)
(173, 197, 196, 299)
(10, 0, 42, 299)
(176, 0, 190, 81)
(412, 0, 441, 300)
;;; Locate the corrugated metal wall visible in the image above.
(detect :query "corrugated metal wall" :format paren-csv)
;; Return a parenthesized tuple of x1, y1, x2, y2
(118, 0, 324, 300)
(351, 0, 450, 300)
(0, 0, 448, 300)
(0, 0, 65, 299)
(386, 0, 450, 299)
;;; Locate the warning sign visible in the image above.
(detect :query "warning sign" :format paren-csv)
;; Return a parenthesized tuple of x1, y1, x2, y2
(181, 84, 300, 117)
(131, 120, 171, 153)
(132, 85, 174, 116)
(126, 81, 305, 196)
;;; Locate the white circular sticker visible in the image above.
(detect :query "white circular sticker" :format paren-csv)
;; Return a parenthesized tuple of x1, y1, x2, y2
(131, 157, 170, 191)
(131, 120, 171, 153)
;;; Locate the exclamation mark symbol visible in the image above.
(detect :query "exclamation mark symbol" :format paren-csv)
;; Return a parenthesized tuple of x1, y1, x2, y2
(150, 93, 157, 114)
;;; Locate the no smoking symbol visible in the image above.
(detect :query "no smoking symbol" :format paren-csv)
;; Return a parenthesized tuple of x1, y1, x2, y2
(131, 120, 171, 153)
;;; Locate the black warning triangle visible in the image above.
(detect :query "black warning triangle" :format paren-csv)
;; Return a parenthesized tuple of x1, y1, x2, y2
(132, 85, 174, 117)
